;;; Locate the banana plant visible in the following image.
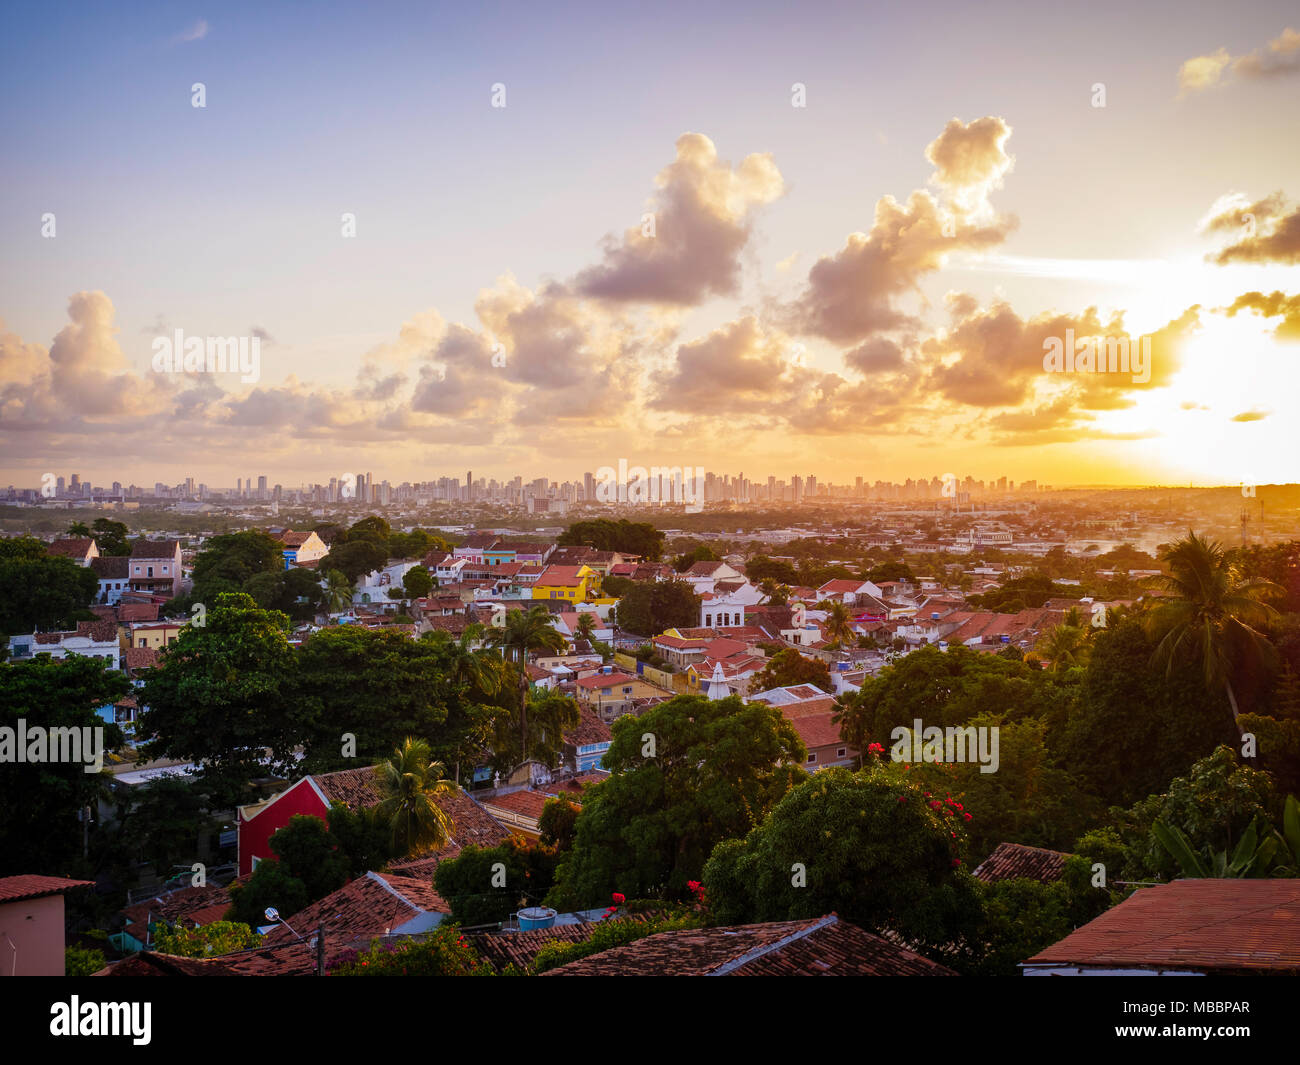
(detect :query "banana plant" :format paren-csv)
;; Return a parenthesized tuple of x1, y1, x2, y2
(1152, 820, 1279, 879)
(1267, 794, 1300, 876)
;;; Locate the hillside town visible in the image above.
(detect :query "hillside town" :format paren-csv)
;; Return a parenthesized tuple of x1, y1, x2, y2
(3, 481, 1298, 980)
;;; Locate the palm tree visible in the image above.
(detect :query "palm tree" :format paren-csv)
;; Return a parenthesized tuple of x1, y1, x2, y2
(486, 605, 566, 760)
(444, 622, 503, 698)
(66, 521, 91, 537)
(323, 569, 354, 617)
(574, 612, 597, 645)
(373, 737, 457, 857)
(1035, 621, 1088, 672)
(1143, 531, 1281, 734)
(824, 600, 855, 649)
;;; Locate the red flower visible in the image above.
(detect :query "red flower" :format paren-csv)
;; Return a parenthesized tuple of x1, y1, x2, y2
(897, 796, 907, 802)
(924, 793, 931, 798)
(929, 800, 941, 809)
(951, 858, 961, 867)
(963, 812, 972, 821)
(867, 742, 885, 754)
(612, 892, 626, 904)
(955, 802, 963, 811)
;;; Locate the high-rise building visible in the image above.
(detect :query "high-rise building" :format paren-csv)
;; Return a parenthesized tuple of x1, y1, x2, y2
(258, 475, 268, 499)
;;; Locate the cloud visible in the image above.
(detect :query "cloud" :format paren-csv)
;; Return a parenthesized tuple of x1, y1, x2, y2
(1178, 27, 1300, 94)
(172, 19, 209, 44)
(649, 317, 797, 415)
(923, 298, 1197, 425)
(572, 133, 784, 306)
(782, 117, 1016, 344)
(1200, 191, 1300, 264)
(1225, 290, 1300, 339)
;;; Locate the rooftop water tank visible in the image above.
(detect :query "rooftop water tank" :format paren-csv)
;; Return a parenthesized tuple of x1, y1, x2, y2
(518, 907, 557, 930)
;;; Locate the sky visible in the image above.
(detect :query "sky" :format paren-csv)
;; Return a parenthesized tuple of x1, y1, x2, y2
(1, 0, 1298, 492)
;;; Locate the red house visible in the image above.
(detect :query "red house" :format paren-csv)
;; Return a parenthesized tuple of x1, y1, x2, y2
(236, 766, 512, 876)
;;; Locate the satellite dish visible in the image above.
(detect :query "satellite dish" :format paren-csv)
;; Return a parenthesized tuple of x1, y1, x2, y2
(264, 907, 280, 922)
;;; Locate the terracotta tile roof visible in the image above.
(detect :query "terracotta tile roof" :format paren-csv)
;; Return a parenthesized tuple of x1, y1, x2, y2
(535, 565, 588, 588)
(100, 941, 320, 976)
(118, 603, 160, 622)
(98, 952, 230, 976)
(386, 845, 463, 880)
(47, 537, 96, 559)
(262, 872, 450, 945)
(1025, 880, 1300, 973)
(0, 874, 95, 903)
(575, 671, 638, 689)
(438, 790, 514, 848)
(125, 646, 160, 671)
(33, 619, 119, 644)
(130, 538, 181, 559)
(542, 916, 957, 976)
(727, 919, 956, 976)
(121, 884, 234, 943)
(785, 710, 846, 751)
(482, 790, 551, 821)
(564, 707, 612, 747)
(471, 925, 601, 971)
(313, 766, 385, 809)
(90, 555, 130, 578)
(973, 842, 1070, 884)
(275, 530, 312, 546)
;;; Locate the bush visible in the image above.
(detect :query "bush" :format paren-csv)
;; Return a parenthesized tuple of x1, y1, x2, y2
(66, 945, 106, 977)
(530, 913, 699, 974)
(327, 924, 494, 976)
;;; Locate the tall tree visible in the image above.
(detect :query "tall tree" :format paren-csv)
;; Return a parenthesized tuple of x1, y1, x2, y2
(0, 654, 127, 876)
(1144, 531, 1282, 735)
(0, 536, 98, 636)
(374, 738, 457, 858)
(547, 694, 805, 908)
(487, 605, 566, 758)
(136, 593, 301, 806)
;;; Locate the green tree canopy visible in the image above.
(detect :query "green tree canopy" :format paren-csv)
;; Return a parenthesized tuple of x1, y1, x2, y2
(702, 766, 982, 952)
(136, 592, 301, 806)
(0, 536, 98, 636)
(749, 648, 833, 695)
(0, 653, 127, 875)
(547, 694, 806, 908)
(558, 519, 664, 560)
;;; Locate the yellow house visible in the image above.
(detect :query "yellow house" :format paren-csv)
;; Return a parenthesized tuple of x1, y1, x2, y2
(130, 621, 186, 650)
(531, 564, 599, 603)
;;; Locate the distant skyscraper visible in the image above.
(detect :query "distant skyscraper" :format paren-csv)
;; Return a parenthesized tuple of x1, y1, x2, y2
(258, 475, 268, 499)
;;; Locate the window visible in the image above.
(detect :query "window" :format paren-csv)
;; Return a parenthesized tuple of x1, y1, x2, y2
(147, 566, 154, 577)
(806, 753, 817, 763)
(838, 748, 846, 757)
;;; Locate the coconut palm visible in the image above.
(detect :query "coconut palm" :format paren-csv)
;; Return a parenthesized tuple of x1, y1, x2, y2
(574, 612, 597, 645)
(444, 621, 503, 699)
(373, 737, 457, 857)
(1143, 531, 1282, 734)
(486, 605, 567, 758)
(824, 600, 855, 649)
(1035, 621, 1089, 672)
(323, 569, 354, 617)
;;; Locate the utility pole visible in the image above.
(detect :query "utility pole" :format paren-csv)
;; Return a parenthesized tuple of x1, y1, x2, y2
(316, 924, 325, 976)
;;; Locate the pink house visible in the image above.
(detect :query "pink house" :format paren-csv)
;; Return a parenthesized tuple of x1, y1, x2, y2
(0, 875, 94, 976)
